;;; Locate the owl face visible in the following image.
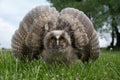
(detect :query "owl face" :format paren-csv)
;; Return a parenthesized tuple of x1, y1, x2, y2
(44, 30, 71, 53)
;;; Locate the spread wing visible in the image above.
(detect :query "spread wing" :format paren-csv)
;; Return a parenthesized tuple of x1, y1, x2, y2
(11, 6, 59, 60)
(59, 8, 100, 62)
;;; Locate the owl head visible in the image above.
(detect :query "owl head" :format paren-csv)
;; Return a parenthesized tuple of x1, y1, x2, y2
(44, 30, 71, 53)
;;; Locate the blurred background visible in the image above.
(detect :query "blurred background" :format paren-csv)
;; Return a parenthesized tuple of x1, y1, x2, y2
(0, 0, 120, 50)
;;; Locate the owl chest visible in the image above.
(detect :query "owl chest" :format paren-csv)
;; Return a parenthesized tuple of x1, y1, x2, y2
(47, 52, 67, 62)
(41, 49, 78, 64)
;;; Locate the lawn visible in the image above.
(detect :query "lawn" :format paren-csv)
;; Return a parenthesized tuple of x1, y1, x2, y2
(0, 49, 120, 80)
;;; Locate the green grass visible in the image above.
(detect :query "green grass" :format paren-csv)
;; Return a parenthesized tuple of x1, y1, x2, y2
(0, 49, 120, 80)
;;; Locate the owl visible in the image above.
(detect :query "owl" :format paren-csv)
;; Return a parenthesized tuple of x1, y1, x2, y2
(40, 30, 78, 65)
(11, 6, 100, 65)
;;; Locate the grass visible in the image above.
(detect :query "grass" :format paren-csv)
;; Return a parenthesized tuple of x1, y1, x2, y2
(0, 49, 120, 80)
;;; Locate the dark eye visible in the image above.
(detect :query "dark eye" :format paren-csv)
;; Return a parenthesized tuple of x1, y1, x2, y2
(50, 37, 56, 43)
(60, 37, 66, 43)
(50, 39, 56, 43)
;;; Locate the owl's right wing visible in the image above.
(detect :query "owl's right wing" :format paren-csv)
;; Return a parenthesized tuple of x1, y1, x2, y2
(11, 6, 59, 59)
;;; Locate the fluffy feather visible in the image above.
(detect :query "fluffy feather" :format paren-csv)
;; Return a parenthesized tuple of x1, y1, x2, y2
(11, 6, 100, 64)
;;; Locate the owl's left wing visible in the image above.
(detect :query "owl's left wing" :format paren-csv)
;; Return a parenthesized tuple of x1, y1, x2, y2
(58, 8, 100, 62)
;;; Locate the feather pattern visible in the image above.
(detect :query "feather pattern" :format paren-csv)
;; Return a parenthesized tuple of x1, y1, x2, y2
(60, 8, 100, 62)
(11, 6, 59, 59)
(11, 6, 100, 63)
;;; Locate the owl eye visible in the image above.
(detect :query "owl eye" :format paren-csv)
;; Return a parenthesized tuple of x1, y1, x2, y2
(60, 38, 66, 43)
(50, 39, 56, 43)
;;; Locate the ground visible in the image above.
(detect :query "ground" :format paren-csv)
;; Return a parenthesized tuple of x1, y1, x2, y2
(0, 49, 120, 80)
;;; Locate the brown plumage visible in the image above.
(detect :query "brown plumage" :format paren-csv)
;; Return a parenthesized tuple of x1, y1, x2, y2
(11, 6, 100, 64)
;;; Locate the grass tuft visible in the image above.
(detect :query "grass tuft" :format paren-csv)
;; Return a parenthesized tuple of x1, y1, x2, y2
(0, 49, 120, 80)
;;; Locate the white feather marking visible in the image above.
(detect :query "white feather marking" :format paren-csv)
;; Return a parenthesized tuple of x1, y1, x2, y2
(57, 40, 59, 46)
(52, 30, 64, 35)
(56, 36, 60, 39)
(56, 36, 60, 46)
